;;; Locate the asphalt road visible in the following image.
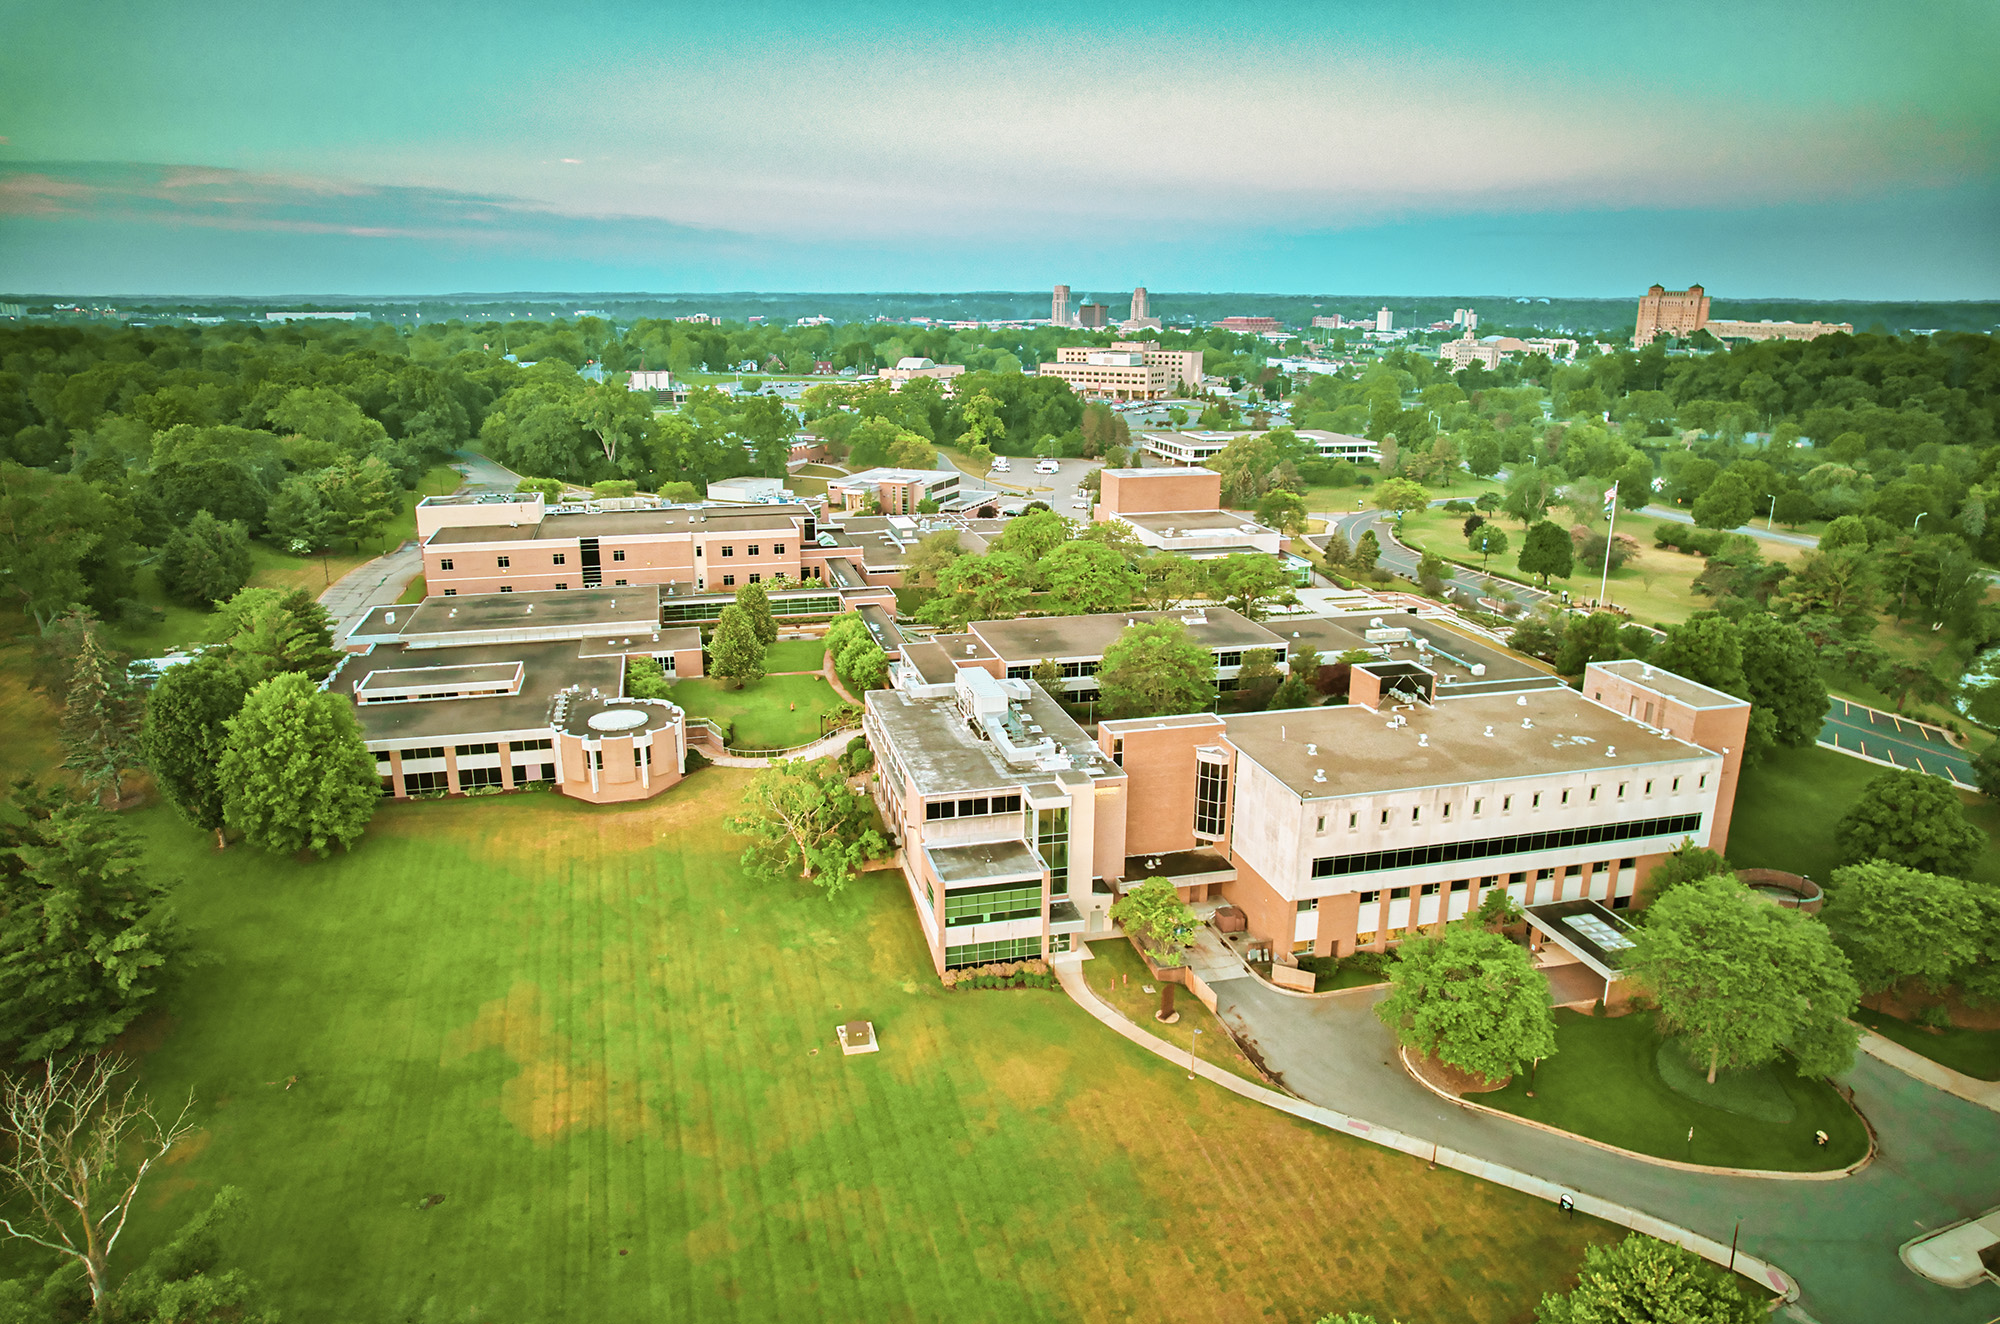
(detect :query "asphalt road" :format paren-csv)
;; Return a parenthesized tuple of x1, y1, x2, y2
(1322, 503, 1560, 613)
(1819, 698, 1977, 788)
(1214, 979, 2000, 1324)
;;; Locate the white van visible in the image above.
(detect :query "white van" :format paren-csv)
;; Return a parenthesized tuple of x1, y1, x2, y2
(990, 457, 1010, 472)
(1034, 459, 1060, 475)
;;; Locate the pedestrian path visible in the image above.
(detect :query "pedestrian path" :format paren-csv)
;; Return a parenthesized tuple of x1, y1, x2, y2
(1818, 697, 1974, 787)
(1857, 1029, 2000, 1113)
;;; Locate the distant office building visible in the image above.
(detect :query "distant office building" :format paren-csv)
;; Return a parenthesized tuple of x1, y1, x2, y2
(1139, 428, 1379, 468)
(1437, 334, 1502, 371)
(1216, 316, 1282, 333)
(1130, 287, 1149, 321)
(1122, 286, 1161, 332)
(1453, 308, 1478, 329)
(826, 468, 963, 516)
(1052, 284, 1072, 327)
(1310, 315, 1345, 329)
(1037, 342, 1204, 400)
(627, 370, 676, 393)
(877, 357, 967, 389)
(1634, 284, 1711, 345)
(1078, 303, 1110, 329)
(1375, 308, 1394, 332)
(1702, 318, 1854, 344)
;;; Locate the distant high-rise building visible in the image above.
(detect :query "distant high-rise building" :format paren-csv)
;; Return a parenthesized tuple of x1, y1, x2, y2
(1310, 315, 1345, 329)
(1634, 284, 1710, 345)
(1130, 287, 1149, 320)
(1052, 284, 1071, 327)
(1375, 308, 1394, 333)
(1453, 308, 1478, 329)
(1078, 303, 1110, 329)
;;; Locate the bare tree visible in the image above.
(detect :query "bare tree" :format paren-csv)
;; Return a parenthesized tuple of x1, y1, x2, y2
(0, 1055, 196, 1314)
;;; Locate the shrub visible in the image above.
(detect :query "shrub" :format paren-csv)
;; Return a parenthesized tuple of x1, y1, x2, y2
(591, 479, 639, 498)
(1915, 1003, 1953, 1030)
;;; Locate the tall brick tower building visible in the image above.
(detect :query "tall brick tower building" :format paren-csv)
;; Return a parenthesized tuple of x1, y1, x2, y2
(1052, 284, 1071, 327)
(1635, 284, 1710, 345)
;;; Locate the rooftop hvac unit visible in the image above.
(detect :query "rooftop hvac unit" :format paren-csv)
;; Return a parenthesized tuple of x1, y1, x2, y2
(1522, 717, 1534, 728)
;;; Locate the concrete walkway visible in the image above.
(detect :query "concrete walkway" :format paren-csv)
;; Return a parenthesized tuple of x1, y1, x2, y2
(320, 540, 423, 639)
(702, 727, 860, 768)
(1859, 1029, 2000, 1114)
(1208, 978, 2000, 1324)
(1052, 958, 1802, 1311)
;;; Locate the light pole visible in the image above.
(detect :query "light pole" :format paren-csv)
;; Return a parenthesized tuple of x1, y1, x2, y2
(1766, 494, 1776, 531)
(1189, 1027, 1202, 1080)
(1598, 481, 1620, 610)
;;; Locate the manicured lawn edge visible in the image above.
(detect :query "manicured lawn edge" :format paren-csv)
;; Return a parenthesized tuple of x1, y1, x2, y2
(1854, 1009, 2000, 1082)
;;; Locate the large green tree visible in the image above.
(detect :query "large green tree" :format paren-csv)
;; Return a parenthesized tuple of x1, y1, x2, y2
(1735, 615, 1828, 748)
(140, 656, 251, 849)
(207, 587, 345, 684)
(1043, 540, 1140, 615)
(1691, 472, 1755, 531)
(1516, 520, 1574, 585)
(1833, 768, 1984, 876)
(733, 580, 778, 649)
(1375, 921, 1557, 1084)
(1535, 1234, 1761, 1324)
(0, 795, 182, 1062)
(1096, 621, 1216, 718)
(1631, 875, 1859, 1083)
(1466, 521, 1508, 569)
(1208, 553, 1292, 619)
(1109, 876, 1200, 969)
(218, 673, 379, 857)
(157, 510, 253, 608)
(57, 615, 143, 809)
(708, 605, 768, 690)
(729, 757, 886, 897)
(1822, 861, 1984, 995)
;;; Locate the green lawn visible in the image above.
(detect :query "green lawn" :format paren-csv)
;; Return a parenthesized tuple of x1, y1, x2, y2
(1078, 939, 1267, 1085)
(1854, 1009, 2000, 1081)
(764, 639, 828, 673)
(37, 783, 1629, 1324)
(1481, 1010, 1868, 1171)
(396, 574, 427, 605)
(1729, 744, 2000, 887)
(669, 674, 843, 749)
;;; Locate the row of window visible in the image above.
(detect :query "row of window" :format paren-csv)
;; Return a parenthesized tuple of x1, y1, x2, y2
(924, 793, 1024, 821)
(393, 764, 556, 794)
(1310, 815, 1702, 878)
(438, 549, 638, 573)
(659, 591, 840, 623)
(1323, 776, 1706, 833)
(943, 881, 1044, 927)
(1351, 861, 1637, 905)
(943, 936, 1043, 970)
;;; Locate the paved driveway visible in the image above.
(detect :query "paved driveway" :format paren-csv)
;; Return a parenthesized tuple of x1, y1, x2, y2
(1819, 698, 1975, 788)
(1211, 980, 2000, 1324)
(1322, 505, 1556, 614)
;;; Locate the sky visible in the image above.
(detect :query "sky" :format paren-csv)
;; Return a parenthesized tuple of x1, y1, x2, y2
(1, 0, 1995, 299)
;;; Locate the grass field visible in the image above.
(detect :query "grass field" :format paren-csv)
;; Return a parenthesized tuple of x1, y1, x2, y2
(245, 464, 461, 598)
(669, 674, 843, 749)
(38, 782, 1625, 1324)
(1077, 940, 1266, 1086)
(764, 639, 829, 673)
(1482, 1011, 1869, 1170)
(1854, 1009, 2000, 1081)
(397, 575, 428, 604)
(1728, 744, 2000, 887)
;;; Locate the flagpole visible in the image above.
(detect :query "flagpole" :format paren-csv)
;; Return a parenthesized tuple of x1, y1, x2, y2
(1598, 481, 1618, 609)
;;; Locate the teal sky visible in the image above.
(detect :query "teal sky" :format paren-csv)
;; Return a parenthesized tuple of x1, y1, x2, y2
(2, 0, 1995, 297)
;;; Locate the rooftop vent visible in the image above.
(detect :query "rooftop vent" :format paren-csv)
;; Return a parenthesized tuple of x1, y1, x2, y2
(385, 611, 396, 624)
(1306, 744, 1317, 756)
(1313, 769, 1326, 783)
(965, 645, 975, 656)
(1418, 733, 1429, 747)
(1517, 695, 1527, 706)
(1522, 717, 1534, 728)
(1483, 725, 1494, 737)
(1606, 746, 1617, 756)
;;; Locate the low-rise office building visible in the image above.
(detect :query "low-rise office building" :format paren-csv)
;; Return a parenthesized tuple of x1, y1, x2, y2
(826, 467, 962, 515)
(1037, 343, 1204, 400)
(1139, 428, 1379, 467)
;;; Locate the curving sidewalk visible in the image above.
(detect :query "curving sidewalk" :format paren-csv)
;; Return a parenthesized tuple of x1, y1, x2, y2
(1051, 957, 1801, 1307)
(1858, 1030, 2000, 1114)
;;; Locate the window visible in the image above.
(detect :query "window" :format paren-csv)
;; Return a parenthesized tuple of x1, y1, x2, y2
(1420, 883, 1440, 896)
(1358, 891, 1380, 904)
(399, 746, 445, 761)
(509, 738, 553, 752)
(443, 589, 457, 597)
(614, 579, 627, 586)
(1473, 799, 1482, 814)
(1194, 762, 1228, 837)
(458, 766, 504, 790)
(1645, 780, 1653, 794)
(1036, 805, 1070, 897)
(944, 880, 1043, 927)
(1503, 795, 1513, 811)
(1379, 809, 1391, 826)
(1617, 783, 1627, 799)
(439, 558, 454, 571)
(1315, 814, 1326, 833)
(1442, 803, 1451, 820)
(497, 555, 510, 568)
(1348, 812, 1358, 829)
(1214, 650, 1242, 668)
(499, 586, 513, 593)
(1412, 807, 1421, 823)
(653, 654, 677, 673)
(944, 936, 1042, 970)
(402, 770, 448, 794)
(612, 549, 626, 562)
(1560, 790, 1570, 806)
(1111, 738, 1123, 767)
(1297, 898, 1318, 912)
(455, 742, 500, 756)
(747, 544, 760, 556)
(552, 553, 566, 566)
(555, 583, 569, 590)
(749, 573, 761, 584)
(721, 574, 735, 587)
(1531, 793, 1540, 809)
(924, 794, 1022, 821)
(1005, 665, 1031, 679)
(1449, 879, 1469, 892)
(721, 545, 734, 557)
(774, 543, 785, 555)
(1672, 776, 1681, 792)
(1698, 774, 1708, 790)
(1588, 787, 1597, 802)
(634, 745, 651, 767)
(1307, 813, 1704, 879)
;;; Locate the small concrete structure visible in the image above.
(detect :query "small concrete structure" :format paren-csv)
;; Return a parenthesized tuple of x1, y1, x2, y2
(1737, 868, 1824, 915)
(1901, 1207, 2000, 1288)
(837, 1020, 879, 1055)
(1525, 899, 1638, 1006)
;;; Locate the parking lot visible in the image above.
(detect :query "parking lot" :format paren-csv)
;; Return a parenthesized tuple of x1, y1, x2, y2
(982, 455, 1102, 515)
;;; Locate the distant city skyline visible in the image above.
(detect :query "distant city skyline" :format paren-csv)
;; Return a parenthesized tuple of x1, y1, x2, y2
(2, 1, 1994, 298)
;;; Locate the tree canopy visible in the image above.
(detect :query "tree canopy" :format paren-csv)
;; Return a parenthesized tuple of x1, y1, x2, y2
(1375, 921, 1557, 1084)
(1535, 1234, 1761, 1324)
(729, 757, 886, 897)
(218, 673, 380, 857)
(1821, 861, 1985, 995)
(1096, 621, 1216, 719)
(1833, 768, 1984, 876)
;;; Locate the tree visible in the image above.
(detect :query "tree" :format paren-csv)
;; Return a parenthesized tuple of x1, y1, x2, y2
(834, 636, 888, 692)
(992, 508, 1071, 566)
(1134, 549, 1208, 611)
(0, 464, 136, 633)
(1255, 488, 1309, 536)
(1975, 743, 2000, 802)
(1638, 840, 1732, 908)
(708, 605, 768, 690)
(1417, 551, 1448, 596)
(1466, 521, 1508, 569)
(1631, 876, 1858, 1083)
(1535, 1234, 1761, 1324)
(57, 616, 143, 809)
(1516, 520, 1574, 585)
(1551, 612, 1624, 674)
(0, 1057, 196, 1314)
(1111, 876, 1200, 970)
(1096, 621, 1216, 719)
(624, 657, 674, 700)
(1773, 489, 1816, 528)
(1211, 434, 1279, 506)
(734, 580, 778, 649)
(1467, 434, 1503, 478)
(1269, 668, 1311, 710)
(208, 587, 344, 684)
(1352, 530, 1381, 575)
(1822, 861, 1983, 995)
(1373, 477, 1431, 520)
(1691, 472, 1754, 531)
(140, 655, 251, 849)
(108, 1186, 279, 1324)
(262, 472, 336, 552)
(729, 757, 886, 897)
(1043, 540, 1140, 615)
(1209, 553, 1292, 619)
(1735, 615, 1828, 748)
(157, 511, 253, 607)
(1833, 768, 1984, 876)
(1233, 647, 1281, 708)
(902, 529, 962, 589)
(0, 797, 182, 1063)
(1649, 613, 1745, 694)
(219, 672, 379, 858)
(1503, 464, 1564, 526)
(1375, 921, 1556, 1084)
(921, 551, 1035, 627)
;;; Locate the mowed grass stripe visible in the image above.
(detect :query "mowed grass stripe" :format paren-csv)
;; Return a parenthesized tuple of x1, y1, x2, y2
(100, 778, 1623, 1323)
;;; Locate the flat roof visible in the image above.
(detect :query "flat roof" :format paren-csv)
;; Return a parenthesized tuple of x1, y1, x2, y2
(969, 606, 1281, 662)
(926, 839, 1044, 886)
(900, 640, 963, 686)
(399, 586, 662, 638)
(1590, 659, 1748, 711)
(1123, 511, 1274, 534)
(1276, 613, 1550, 688)
(865, 684, 1118, 796)
(1101, 466, 1217, 478)
(1526, 899, 1639, 974)
(1223, 686, 1717, 798)
(330, 638, 623, 744)
(426, 504, 810, 545)
(357, 662, 520, 694)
